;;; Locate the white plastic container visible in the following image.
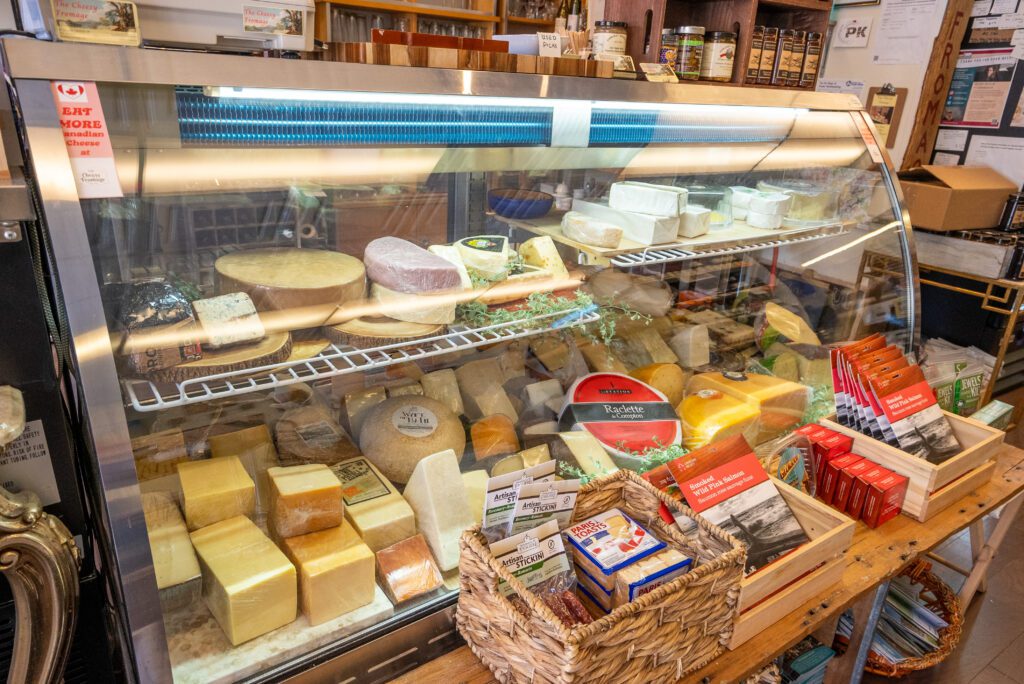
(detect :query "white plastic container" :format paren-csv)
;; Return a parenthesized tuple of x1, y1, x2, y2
(135, 0, 315, 52)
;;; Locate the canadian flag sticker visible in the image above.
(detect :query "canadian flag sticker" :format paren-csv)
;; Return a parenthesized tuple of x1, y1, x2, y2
(49, 81, 122, 199)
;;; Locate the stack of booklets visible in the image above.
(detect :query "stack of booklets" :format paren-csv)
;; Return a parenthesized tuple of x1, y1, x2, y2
(779, 636, 835, 684)
(835, 575, 949, 664)
(831, 334, 961, 464)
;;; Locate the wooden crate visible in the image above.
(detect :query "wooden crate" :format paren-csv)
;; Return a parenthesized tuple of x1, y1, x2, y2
(820, 411, 1004, 522)
(729, 478, 854, 648)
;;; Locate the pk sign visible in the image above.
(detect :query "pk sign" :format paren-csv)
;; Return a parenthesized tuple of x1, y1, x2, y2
(835, 18, 872, 48)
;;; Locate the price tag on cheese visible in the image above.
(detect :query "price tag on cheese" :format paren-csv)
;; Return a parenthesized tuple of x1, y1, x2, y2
(537, 32, 563, 57)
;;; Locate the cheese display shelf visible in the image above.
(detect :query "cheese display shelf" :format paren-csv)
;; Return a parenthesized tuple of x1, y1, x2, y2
(3, 38, 922, 684)
(497, 214, 852, 267)
(124, 308, 601, 412)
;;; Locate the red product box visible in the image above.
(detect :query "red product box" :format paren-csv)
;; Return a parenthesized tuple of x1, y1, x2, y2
(847, 466, 891, 519)
(833, 459, 874, 512)
(820, 454, 863, 506)
(814, 433, 855, 490)
(796, 424, 833, 440)
(862, 472, 909, 528)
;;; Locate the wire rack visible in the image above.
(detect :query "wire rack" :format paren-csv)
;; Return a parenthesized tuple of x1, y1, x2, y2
(123, 308, 600, 412)
(609, 223, 850, 267)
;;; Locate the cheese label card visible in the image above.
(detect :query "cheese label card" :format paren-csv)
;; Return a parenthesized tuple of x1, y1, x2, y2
(481, 461, 557, 542)
(558, 373, 681, 458)
(566, 508, 665, 581)
(391, 404, 438, 437)
(678, 453, 808, 574)
(507, 479, 580, 536)
(490, 519, 572, 597)
(871, 367, 961, 464)
(333, 457, 391, 505)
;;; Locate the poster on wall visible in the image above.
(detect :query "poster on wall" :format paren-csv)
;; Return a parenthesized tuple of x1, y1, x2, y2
(941, 49, 1017, 127)
(1013, 88, 1024, 126)
(964, 135, 1024, 186)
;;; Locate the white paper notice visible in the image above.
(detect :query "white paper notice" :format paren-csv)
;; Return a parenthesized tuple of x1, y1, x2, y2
(817, 78, 867, 101)
(965, 135, 1024, 186)
(933, 151, 962, 165)
(835, 17, 873, 47)
(1014, 43, 1024, 59)
(973, 16, 1001, 27)
(936, 128, 970, 151)
(997, 12, 1024, 28)
(973, 0, 994, 14)
(1013, 28, 1024, 44)
(990, 0, 1020, 13)
(0, 420, 61, 506)
(872, 0, 943, 65)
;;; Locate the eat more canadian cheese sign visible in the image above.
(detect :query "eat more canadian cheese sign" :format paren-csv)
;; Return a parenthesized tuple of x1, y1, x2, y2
(51, 81, 123, 199)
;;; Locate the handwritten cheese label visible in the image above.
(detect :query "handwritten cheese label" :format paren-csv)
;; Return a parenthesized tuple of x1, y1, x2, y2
(51, 0, 141, 46)
(50, 81, 123, 199)
(243, 5, 304, 36)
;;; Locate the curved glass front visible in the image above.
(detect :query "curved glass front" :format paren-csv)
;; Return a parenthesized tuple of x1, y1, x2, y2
(75, 82, 914, 681)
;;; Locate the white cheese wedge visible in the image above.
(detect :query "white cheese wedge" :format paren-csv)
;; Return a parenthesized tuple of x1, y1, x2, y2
(747, 209, 784, 230)
(680, 206, 711, 238)
(456, 236, 510, 278)
(428, 244, 473, 290)
(518, 235, 569, 278)
(370, 283, 456, 325)
(420, 368, 465, 416)
(730, 186, 757, 209)
(749, 191, 792, 216)
(141, 492, 201, 590)
(455, 358, 518, 422)
(344, 386, 387, 440)
(558, 432, 619, 476)
(402, 449, 474, 571)
(561, 211, 624, 249)
(192, 292, 265, 349)
(669, 324, 711, 368)
(525, 379, 564, 408)
(461, 470, 488, 525)
(572, 200, 679, 246)
(609, 181, 688, 216)
(332, 456, 416, 551)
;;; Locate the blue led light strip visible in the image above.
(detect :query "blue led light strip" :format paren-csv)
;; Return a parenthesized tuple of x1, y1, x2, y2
(176, 92, 554, 147)
(588, 108, 786, 145)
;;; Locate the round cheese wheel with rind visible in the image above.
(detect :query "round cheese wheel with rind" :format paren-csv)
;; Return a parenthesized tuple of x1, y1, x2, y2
(215, 248, 366, 312)
(359, 395, 466, 485)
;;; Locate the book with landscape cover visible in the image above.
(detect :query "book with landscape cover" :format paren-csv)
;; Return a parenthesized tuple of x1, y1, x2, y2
(677, 451, 809, 574)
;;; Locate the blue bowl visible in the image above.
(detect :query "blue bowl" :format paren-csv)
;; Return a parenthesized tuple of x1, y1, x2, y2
(488, 188, 554, 220)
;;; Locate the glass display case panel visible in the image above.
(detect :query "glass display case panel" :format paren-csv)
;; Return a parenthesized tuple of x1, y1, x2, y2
(17, 52, 916, 683)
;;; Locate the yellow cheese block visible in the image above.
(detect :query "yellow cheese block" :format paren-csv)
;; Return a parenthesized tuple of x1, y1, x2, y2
(177, 456, 256, 531)
(677, 389, 761, 450)
(629, 363, 689, 406)
(470, 414, 520, 461)
(132, 429, 188, 482)
(578, 340, 629, 373)
(281, 521, 375, 626)
(686, 372, 810, 443)
(141, 492, 200, 590)
(190, 516, 297, 645)
(332, 456, 417, 551)
(208, 425, 278, 521)
(462, 471, 488, 525)
(268, 464, 344, 539)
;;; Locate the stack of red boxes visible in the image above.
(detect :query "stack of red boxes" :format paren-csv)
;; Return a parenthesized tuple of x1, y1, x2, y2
(795, 424, 908, 528)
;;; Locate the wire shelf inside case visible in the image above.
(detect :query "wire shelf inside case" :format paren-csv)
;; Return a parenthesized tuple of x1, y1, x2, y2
(123, 308, 600, 412)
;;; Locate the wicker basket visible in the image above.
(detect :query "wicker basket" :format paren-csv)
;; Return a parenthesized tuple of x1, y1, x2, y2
(865, 560, 963, 678)
(456, 469, 746, 684)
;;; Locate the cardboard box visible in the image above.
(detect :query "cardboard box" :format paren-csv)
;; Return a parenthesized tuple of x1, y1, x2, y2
(898, 166, 1017, 231)
(847, 466, 890, 519)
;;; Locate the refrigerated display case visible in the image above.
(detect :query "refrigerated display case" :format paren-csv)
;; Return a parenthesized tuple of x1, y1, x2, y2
(0, 38, 920, 683)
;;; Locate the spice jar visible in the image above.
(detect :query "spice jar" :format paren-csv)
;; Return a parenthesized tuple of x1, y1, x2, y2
(659, 28, 678, 67)
(592, 21, 628, 55)
(700, 31, 736, 82)
(674, 26, 704, 81)
(773, 29, 796, 85)
(787, 30, 806, 87)
(799, 32, 823, 88)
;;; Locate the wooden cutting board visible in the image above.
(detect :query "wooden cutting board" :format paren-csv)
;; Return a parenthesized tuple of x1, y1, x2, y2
(148, 333, 293, 384)
(323, 317, 444, 348)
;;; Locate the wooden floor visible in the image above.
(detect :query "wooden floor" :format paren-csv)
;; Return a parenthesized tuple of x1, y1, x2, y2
(863, 424, 1024, 684)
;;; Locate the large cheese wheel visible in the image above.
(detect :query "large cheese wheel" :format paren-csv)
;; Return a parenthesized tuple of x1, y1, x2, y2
(216, 248, 366, 312)
(359, 395, 466, 485)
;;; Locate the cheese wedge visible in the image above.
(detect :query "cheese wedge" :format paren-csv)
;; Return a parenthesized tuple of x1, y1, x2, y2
(332, 456, 416, 551)
(561, 211, 623, 249)
(462, 470, 488, 525)
(402, 449, 474, 572)
(268, 464, 344, 539)
(518, 235, 570, 278)
(177, 456, 255, 531)
(344, 386, 387, 440)
(141, 492, 200, 591)
(371, 284, 456, 325)
(190, 516, 296, 645)
(420, 369, 464, 416)
(428, 244, 473, 290)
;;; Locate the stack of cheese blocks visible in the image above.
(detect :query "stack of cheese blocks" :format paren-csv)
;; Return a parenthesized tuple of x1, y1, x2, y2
(565, 181, 711, 248)
(567, 508, 692, 616)
(729, 186, 793, 230)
